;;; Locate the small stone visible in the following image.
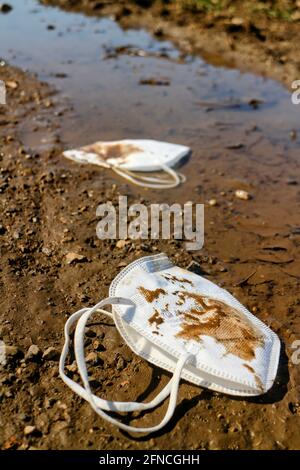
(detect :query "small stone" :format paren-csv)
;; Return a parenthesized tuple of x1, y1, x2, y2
(208, 198, 218, 206)
(24, 425, 36, 436)
(116, 356, 125, 371)
(0, 3, 12, 13)
(65, 252, 87, 264)
(42, 347, 60, 361)
(187, 260, 207, 276)
(92, 339, 105, 351)
(86, 352, 102, 365)
(116, 239, 127, 249)
(235, 189, 251, 200)
(42, 246, 52, 256)
(66, 362, 77, 373)
(6, 80, 18, 89)
(286, 178, 298, 185)
(231, 17, 244, 26)
(25, 345, 41, 362)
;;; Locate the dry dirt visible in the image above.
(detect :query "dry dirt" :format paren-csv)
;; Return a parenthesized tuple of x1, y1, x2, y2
(0, 0, 300, 451)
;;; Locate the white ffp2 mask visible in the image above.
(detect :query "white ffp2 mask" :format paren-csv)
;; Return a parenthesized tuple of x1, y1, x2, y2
(63, 139, 190, 189)
(60, 253, 280, 434)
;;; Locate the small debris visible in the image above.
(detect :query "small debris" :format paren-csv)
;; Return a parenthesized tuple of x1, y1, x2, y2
(65, 252, 87, 264)
(187, 260, 207, 276)
(86, 352, 102, 365)
(6, 80, 18, 89)
(208, 198, 218, 206)
(286, 177, 298, 185)
(41, 246, 52, 256)
(226, 142, 244, 149)
(139, 77, 170, 86)
(116, 240, 127, 249)
(42, 347, 60, 361)
(0, 224, 6, 235)
(0, 3, 12, 13)
(1, 435, 20, 450)
(25, 345, 41, 362)
(235, 189, 251, 200)
(24, 425, 36, 436)
(116, 356, 125, 371)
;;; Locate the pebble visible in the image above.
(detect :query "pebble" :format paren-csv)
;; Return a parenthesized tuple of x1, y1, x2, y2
(24, 425, 36, 436)
(41, 246, 52, 256)
(0, 3, 12, 13)
(235, 189, 251, 200)
(208, 198, 218, 206)
(42, 347, 60, 361)
(186, 260, 206, 276)
(116, 239, 127, 249)
(25, 345, 41, 361)
(116, 356, 125, 371)
(86, 351, 101, 365)
(6, 80, 18, 89)
(65, 252, 87, 264)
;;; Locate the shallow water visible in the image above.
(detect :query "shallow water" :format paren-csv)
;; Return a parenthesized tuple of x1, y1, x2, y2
(0, 0, 299, 152)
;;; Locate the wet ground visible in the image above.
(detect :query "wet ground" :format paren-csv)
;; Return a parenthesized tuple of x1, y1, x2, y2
(0, 0, 300, 450)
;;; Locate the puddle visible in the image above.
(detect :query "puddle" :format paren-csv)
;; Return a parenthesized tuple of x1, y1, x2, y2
(0, 0, 299, 150)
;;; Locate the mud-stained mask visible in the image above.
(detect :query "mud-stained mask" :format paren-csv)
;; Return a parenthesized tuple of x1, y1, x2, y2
(63, 139, 190, 189)
(60, 253, 280, 434)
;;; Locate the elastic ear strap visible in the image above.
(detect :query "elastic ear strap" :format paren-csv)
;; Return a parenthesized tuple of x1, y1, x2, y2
(59, 298, 173, 413)
(112, 165, 182, 189)
(75, 302, 190, 433)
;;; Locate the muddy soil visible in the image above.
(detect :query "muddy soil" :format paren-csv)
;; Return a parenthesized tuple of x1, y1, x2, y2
(41, 0, 300, 87)
(0, 0, 300, 451)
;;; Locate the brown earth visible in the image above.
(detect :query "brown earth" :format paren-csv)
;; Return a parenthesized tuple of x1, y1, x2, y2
(0, 1, 300, 451)
(40, 0, 300, 87)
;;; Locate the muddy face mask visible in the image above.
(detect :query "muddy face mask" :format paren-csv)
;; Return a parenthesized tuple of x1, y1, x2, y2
(60, 253, 280, 434)
(63, 139, 190, 189)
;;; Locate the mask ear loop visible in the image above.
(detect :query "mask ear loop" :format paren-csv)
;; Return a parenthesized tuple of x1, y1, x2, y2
(59, 299, 172, 413)
(60, 297, 192, 433)
(111, 161, 185, 189)
(64, 151, 186, 189)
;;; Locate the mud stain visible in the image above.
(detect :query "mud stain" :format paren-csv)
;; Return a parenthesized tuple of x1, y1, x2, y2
(83, 142, 141, 163)
(243, 363, 264, 392)
(243, 363, 255, 374)
(149, 309, 164, 329)
(253, 374, 264, 393)
(162, 274, 194, 286)
(138, 286, 166, 303)
(175, 293, 264, 361)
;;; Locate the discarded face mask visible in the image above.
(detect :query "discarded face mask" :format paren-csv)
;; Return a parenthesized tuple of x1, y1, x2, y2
(63, 139, 190, 189)
(60, 253, 280, 434)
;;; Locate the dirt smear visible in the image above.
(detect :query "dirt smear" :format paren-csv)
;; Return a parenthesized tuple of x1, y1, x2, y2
(175, 294, 264, 361)
(138, 286, 166, 302)
(162, 274, 194, 286)
(149, 308, 164, 328)
(83, 142, 141, 162)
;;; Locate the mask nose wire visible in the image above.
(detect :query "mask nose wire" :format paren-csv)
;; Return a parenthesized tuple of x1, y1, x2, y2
(60, 296, 192, 433)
